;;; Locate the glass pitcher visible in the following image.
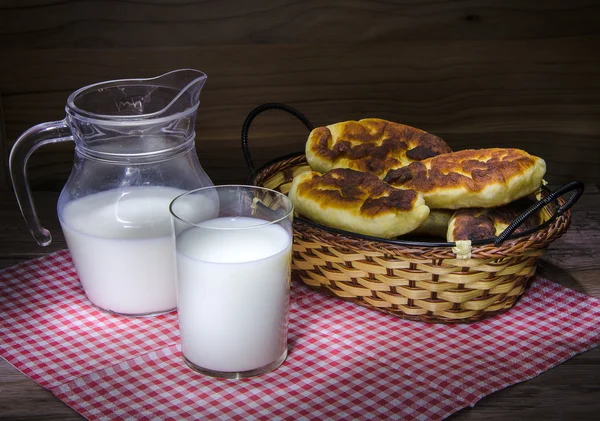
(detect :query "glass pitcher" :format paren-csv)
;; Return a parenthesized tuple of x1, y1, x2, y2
(9, 69, 213, 317)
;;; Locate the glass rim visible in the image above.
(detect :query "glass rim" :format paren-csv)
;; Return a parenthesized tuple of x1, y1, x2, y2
(169, 184, 294, 230)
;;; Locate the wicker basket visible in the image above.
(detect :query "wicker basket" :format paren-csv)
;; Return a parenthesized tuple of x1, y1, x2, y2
(242, 103, 584, 323)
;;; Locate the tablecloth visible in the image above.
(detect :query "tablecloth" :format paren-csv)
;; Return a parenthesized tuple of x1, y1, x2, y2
(1, 250, 600, 421)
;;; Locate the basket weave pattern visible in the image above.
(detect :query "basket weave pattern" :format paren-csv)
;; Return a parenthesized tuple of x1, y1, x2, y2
(252, 155, 572, 323)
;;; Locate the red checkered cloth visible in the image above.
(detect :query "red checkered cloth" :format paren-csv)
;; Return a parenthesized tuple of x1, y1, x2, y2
(1, 250, 600, 421)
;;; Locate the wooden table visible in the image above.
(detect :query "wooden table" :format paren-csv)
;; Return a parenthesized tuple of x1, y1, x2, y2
(1, 187, 599, 420)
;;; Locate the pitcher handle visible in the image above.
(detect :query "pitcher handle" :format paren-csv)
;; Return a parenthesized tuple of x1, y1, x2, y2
(241, 103, 314, 173)
(9, 120, 73, 246)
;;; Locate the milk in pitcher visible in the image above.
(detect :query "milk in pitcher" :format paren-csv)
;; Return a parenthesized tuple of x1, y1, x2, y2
(59, 186, 186, 316)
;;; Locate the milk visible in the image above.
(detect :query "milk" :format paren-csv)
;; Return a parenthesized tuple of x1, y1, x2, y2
(176, 216, 292, 374)
(59, 186, 186, 316)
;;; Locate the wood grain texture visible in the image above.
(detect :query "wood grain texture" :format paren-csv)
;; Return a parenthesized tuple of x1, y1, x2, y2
(1, 0, 600, 191)
(0, 357, 81, 421)
(1, 0, 599, 48)
(1, 37, 600, 190)
(0, 94, 9, 191)
(0, 185, 599, 420)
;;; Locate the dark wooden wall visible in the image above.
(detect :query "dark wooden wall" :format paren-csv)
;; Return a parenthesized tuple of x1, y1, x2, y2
(1, 0, 599, 193)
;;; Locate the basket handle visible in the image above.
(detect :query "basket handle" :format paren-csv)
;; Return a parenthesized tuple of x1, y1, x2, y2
(241, 102, 314, 173)
(494, 181, 585, 246)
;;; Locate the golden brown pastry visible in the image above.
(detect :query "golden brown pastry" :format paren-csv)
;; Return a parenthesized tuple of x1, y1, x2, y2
(305, 118, 452, 178)
(384, 148, 546, 209)
(288, 168, 430, 238)
(447, 197, 543, 242)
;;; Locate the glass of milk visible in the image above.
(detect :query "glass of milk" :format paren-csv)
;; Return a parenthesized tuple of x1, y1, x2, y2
(170, 185, 294, 379)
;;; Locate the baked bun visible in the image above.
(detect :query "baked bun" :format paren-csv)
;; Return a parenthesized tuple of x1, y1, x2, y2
(447, 197, 543, 242)
(288, 168, 430, 238)
(409, 209, 453, 238)
(384, 148, 546, 209)
(305, 118, 452, 178)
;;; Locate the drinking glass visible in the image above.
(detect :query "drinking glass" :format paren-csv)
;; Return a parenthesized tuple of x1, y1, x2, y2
(170, 185, 294, 378)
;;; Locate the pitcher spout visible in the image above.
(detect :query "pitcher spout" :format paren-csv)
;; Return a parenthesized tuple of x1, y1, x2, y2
(66, 68, 207, 122)
(155, 69, 207, 117)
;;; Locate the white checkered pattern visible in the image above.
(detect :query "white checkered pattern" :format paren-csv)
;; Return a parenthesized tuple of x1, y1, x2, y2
(1, 250, 600, 421)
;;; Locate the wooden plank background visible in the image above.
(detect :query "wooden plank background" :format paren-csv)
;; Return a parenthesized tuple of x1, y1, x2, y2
(1, 0, 599, 192)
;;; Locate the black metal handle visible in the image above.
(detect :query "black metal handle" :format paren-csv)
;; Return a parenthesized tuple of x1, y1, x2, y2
(241, 102, 314, 173)
(494, 181, 585, 246)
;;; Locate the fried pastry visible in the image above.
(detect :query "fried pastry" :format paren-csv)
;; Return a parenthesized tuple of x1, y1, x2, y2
(447, 197, 543, 242)
(305, 118, 452, 178)
(384, 148, 546, 209)
(288, 168, 430, 238)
